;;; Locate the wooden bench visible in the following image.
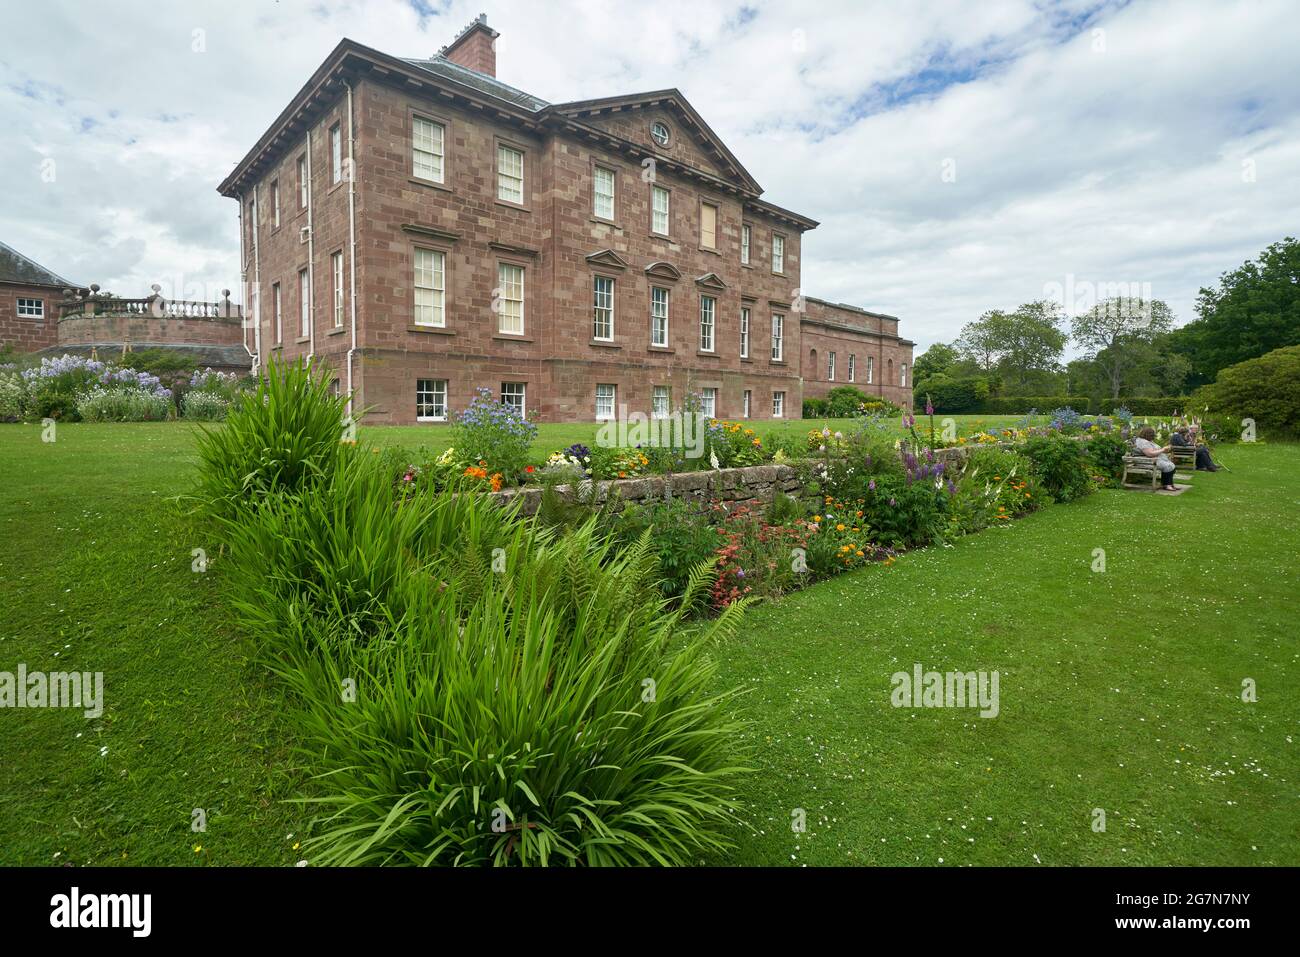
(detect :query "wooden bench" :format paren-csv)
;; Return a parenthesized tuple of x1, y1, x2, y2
(1122, 451, 1192, 490)
(1121, 453, 1165, 489)
(1169, 445, 1197, 472)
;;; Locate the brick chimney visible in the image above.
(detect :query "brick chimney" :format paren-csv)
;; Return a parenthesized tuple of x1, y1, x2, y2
(440, 14, 499, 77)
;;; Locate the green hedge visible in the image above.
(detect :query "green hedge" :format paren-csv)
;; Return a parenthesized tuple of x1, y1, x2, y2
(975, 396, 1093, 415)
(1097, 397, 1193, 417)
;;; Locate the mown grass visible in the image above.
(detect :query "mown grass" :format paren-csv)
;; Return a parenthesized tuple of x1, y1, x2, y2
(707, 441, 1299, 865)
(0, 422, 308, 865)
(363, 414, 1035, 460)
(2, 422, 1293, 867)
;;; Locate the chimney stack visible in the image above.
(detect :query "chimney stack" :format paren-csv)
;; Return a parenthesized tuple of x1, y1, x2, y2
(439, 13, 499, 77)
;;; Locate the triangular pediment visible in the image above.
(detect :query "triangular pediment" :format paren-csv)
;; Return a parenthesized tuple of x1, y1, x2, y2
(694, 272, 727, 290)
(644, 261, 682, 281)
(547, 91, 761, 195)
(585, 248, 630, 269)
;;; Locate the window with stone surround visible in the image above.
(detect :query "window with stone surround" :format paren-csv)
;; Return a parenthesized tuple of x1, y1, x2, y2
(848, 354, 856, 382)
(700, 201, 718, 249)
(16, 298, 43, 319)
(298, 154, 308, 208)
(497, 144, 524, 204)
(741, 224, 751, 264)
(298, 269, 310, 337)
(771, 233, 785, 274)
(331, 251, 344, 328)
(501, 382, 526, 417)
(700, 387, 717, 418)
(330, 123, 342, 185)
(743, 389, 751, 418)
(271, 180, 280, 229)
(417, 379, 448, 422)
(770, 313, 784, 361)
(653, 385, 670, 419)
(650, 286, 669, 347)
(272, 282, 282, 344)
(595, 383, 616, 420)
(652, 186, 670, 235)
(497, 262, 524, 334)
(593, 275, 614, 341)
(772, 391, 785, 418)
(740, 306, 750, 358)
(593, 165, 615, 220)
(414, 248, 446, 328)
(867, 355, 874, 384)
(699, 295, 715, 352)
(828, 351, 836, 381)
(901, 362, 908, 387)
(413, 116, 445, 184)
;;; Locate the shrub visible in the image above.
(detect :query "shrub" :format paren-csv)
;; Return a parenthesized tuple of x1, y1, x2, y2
(825, 386, 870, 417)
(855, 472, 951, 548)
(802, 397, 829, 418)
(1049, 406, 1084, 431)
(612, 498, 719, 601)
(181, 390, 231, 421)
(213, 448, 750, 865)
(1081, 431, 1128, 485)
(76, 386, 173, 422)
(453, 387, 538, 481)
(1020, 433, 1094, 503)
(0, 370, 24, 421)
(1097, 396, 1192, 417)
(704, 420, 768, 467)
(977, 395, 1092, 415)
(948, 447, 1043, 534)
(191, 357, 349, 521)
(917, 376, 988, 413)
(1192, 345, 1300, 439)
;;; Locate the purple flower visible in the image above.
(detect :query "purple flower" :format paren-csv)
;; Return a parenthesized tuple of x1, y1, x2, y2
(925, 400, 934, 416)
(736, 568, 746, 579)
(868, 479, 876, 491)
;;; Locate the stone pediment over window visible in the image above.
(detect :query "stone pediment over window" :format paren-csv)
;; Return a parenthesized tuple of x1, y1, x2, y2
(401, 223, 461, 243)
(585, 248, 630, 270)
(694, 272, 727, 290)
(644, 261, 682, 281)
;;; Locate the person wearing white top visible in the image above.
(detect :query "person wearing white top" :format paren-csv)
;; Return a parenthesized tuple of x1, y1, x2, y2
(1133, 426, 1176, 489)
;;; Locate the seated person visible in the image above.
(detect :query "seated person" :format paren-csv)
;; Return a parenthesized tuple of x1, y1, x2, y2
(1171, 426, 1220, 471)
(1133, 427, 1177, 489)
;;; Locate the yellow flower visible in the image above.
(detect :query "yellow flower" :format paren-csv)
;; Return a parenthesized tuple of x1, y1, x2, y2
(836, 523, 845, 531)
(813, 515, 822, 522)
(193, 844, 203, 853)
(856, 550, 864, 557)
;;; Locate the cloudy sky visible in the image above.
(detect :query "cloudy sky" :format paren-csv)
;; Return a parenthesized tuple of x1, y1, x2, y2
(4, 0, 1297, 353)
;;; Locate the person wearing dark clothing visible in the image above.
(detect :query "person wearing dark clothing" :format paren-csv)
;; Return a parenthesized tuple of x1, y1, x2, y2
(1171, 426, 1220, 471)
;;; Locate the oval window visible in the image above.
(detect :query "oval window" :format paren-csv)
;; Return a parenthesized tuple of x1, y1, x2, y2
(650, 121, 670, 147)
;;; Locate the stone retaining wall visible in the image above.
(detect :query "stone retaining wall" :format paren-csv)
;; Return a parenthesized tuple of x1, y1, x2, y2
(492, 463, 804, 516)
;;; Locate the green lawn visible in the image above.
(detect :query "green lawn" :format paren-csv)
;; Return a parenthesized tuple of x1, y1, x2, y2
(0, 422, 308, 865)
(709, 441, 1299, 865)
(363, 414, 1034, 460)
(1, 422, 1294, 866)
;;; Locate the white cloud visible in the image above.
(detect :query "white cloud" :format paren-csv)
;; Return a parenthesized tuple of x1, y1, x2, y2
(3, 0, 1296, 354)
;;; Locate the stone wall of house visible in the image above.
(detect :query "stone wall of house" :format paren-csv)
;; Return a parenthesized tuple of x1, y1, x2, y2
(491, 462, 804, 515)
(800, 298, 914, 409)
(0, 282, 61, 352)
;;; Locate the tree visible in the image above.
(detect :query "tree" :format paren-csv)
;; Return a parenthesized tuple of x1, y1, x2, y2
(1170, 237, 1300, 387)
(958, 301, 1067, 392)
(913, 342, 959, 381)
(1192, 344, 1300, 437)
(1071, 297, 1175, 398)
(955, 312, 1005, 373)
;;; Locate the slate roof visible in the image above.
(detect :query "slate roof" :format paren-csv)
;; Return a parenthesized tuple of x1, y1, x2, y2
(0, 240, 75, 288)
(402, 55, 549, 112)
